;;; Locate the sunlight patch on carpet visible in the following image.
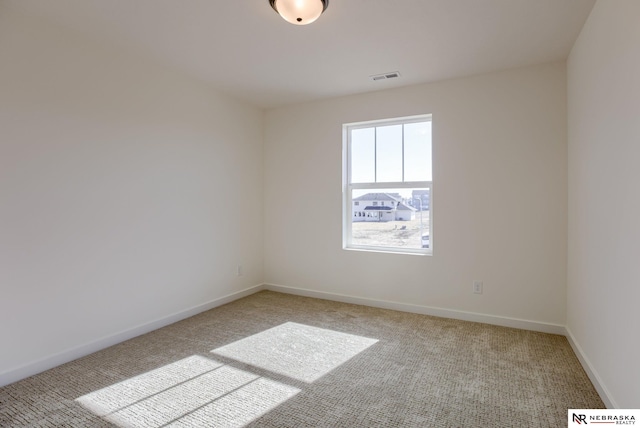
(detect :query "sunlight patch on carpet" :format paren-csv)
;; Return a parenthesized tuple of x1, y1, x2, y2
(165, 377, 299, 428)
(76, 355, 222, 416)
(211, 322, 379, 383)
(76, 355, 299, 428)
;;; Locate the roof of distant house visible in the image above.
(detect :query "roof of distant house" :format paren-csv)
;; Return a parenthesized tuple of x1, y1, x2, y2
(363, 206, 393, 211)
(396, 202, 417, 211)
(353, 193, 401, 202)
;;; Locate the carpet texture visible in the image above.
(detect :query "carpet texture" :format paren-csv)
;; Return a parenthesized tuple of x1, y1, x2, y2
(0, 290, 603, 427)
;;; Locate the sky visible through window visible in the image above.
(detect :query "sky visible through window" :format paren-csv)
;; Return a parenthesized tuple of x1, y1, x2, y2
(351, 121, 432, 199)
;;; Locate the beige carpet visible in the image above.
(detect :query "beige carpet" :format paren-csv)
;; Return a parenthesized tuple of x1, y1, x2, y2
(0, 290, 603, 427)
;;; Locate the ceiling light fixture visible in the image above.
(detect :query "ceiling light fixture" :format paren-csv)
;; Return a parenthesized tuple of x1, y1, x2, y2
(269, 0, 329, 25)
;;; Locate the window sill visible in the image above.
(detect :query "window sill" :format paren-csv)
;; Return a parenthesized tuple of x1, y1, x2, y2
(343, 246, 432, 256)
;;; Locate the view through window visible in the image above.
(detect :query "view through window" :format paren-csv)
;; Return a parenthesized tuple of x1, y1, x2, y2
(343, 115, 432, 254)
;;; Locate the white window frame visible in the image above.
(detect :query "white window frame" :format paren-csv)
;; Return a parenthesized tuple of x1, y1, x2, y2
(342, 114, 432, 255)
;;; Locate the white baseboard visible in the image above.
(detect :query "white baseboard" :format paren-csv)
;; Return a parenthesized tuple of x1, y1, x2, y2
(265, 284, 616, 406)
(564, 327, 616, 408)
(0, 284, 265, 388)
(2, 282, 613, 410)
(264, 283, 566, 335)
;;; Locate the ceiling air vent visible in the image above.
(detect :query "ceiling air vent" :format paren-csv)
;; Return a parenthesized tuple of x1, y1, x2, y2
(370, 71, 401, 81)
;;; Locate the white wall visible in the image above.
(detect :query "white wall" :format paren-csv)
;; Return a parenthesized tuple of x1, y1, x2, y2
(0, 5, 264, 384)
(264, 62, 568, 327)
(9, 2, 633, 407)
(567, 0, 640, 408)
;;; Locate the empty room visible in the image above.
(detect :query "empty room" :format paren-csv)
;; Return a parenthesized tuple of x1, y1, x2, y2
(1, 0, 638, 426)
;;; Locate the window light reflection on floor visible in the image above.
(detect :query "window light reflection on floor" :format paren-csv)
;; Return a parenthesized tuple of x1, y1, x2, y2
(76, 323, 377, 427)
(76, 355, 299, 428)
(76, 355, 223, 417)
(211, 322, 379, 383)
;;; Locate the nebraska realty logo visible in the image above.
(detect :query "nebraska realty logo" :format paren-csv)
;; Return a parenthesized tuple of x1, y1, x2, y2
(569, 409, 639, 425)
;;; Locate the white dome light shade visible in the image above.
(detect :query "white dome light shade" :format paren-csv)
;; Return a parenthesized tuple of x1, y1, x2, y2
(269, 0, 328, 25)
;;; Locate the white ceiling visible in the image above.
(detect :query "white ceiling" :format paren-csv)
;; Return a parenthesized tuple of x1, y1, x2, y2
(5, 0, 596, 108)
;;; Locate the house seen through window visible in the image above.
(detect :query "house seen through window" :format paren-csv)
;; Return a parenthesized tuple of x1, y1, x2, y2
(343, 115, 432, 254)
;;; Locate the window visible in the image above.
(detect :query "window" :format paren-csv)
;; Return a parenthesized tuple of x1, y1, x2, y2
(343, 115, 432, 254)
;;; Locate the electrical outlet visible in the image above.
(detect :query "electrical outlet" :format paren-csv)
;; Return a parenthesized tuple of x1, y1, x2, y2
(473, 280, 483, 294)
(236, 265, 243, 277)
